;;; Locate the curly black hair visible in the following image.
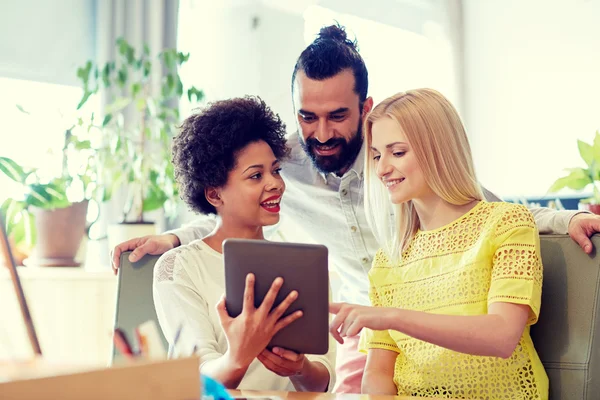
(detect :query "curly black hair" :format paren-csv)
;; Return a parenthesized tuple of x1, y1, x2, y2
(172, 96, 288, 215)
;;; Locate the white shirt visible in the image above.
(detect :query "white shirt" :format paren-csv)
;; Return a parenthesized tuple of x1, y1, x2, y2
(153, 239, 336, 391)
(170, 132, 582, 306)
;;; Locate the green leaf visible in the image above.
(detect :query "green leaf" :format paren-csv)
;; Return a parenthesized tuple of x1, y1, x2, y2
(21, 210, 36, 247)
(101, 185, 113, 202)
(131, 82, 142, 97)
(0, 157, 27, 183)
(74, 140, 92, 150)
(77, 90, 93, 110)
(16, 104, 30, 114)
(117, 66, 128, 87)
(1, 198, 24, 235)
(162, 50, 175, 69)
(117, 37, 129, 56)
(175, 77, 183, 97)
(143, 184, 167, 212)
(177, 52, 190, 64)
(548, 168, 592, 192)
(26, 184, 53, 207)
(163, 74, 175, 97)
(102, 114, 113, 127)
(105, 97, 132, 114)
(76, 61, 93, 86)
(102, 64, 111, 87)
(578, 139, 595, 167)
(143, 60, 152, 78)
(187, 87, 204, 103)
(135, 97, 146, 111)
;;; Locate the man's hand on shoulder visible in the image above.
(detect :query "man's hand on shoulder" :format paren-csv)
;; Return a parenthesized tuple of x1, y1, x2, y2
(110, 234, 181, 275)
(568, 212, 600, 254)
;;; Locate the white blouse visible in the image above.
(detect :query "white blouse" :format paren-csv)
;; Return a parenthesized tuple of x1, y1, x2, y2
(153, 239, 335, 391)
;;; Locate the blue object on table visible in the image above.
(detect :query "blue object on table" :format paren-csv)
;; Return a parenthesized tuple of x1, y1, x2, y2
(202, 374, 233, 400)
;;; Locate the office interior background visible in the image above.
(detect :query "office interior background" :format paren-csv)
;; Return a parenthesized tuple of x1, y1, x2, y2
(0, 0, 599, 365)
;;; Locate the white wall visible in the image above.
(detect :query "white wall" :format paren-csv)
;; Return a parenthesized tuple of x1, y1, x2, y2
(0, 0, 95, 86)
(463, 0, 600, 198)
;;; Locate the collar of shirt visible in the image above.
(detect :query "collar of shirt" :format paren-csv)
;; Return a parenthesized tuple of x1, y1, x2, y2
(317, 140, 366, 184)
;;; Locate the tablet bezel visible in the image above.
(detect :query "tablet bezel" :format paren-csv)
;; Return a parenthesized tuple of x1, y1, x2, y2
(223, 239, 329, 355)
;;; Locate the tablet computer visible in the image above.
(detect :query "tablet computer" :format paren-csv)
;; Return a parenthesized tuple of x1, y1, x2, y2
(223, 239, 329, 355)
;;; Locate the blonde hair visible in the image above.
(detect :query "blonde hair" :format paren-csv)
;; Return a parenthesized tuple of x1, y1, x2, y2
(364, 88, 484, 261)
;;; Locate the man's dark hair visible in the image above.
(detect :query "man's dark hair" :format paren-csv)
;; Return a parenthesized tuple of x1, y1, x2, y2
(292, 24, 368, 103)
(172, 96, 288, 215)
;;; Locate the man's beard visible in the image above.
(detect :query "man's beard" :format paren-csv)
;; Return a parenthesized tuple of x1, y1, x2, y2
(301, 118, 364, 175)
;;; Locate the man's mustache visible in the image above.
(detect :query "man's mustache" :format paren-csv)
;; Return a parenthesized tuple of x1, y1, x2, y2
(306, 138, 345, 149)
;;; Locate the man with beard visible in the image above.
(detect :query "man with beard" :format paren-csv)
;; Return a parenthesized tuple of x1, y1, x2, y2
(111, 24, 600, 393)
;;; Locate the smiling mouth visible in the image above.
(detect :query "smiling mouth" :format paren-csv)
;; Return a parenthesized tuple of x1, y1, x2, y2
(260, 197, 281, 213)
(384, 178, 405, 189)
(314, 143, 341, 156)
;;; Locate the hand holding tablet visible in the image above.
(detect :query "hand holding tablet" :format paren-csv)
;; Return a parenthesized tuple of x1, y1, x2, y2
(223, 239, 329, 355)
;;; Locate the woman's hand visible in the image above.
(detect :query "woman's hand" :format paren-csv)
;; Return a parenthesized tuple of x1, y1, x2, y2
(329, 302, 397, 344)
(216, 273, 303, 369)
(257, 347, 306, 377)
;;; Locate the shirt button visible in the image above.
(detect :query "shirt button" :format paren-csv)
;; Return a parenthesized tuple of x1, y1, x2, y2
(351, 226, 357, 232)
(362, 257, 369, 264)
(341, 189, 348, 196)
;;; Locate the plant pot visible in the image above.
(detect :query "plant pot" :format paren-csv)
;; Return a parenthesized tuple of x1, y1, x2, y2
(579, 203, 600, 215)
(107, 222, 157, 255)
(24, 200, 89, 267)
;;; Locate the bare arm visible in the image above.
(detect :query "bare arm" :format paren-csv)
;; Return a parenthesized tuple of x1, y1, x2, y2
(165, 215, 218, 246)
(111, 216, 218, 271)
(200, 352, 250, 389)
(289, 359, 330, 392)
(331, 302, 530, 359)
(362, 349, 397, 395)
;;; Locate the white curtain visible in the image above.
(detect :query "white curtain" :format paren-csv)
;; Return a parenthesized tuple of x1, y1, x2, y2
(90, 0, 180, 266)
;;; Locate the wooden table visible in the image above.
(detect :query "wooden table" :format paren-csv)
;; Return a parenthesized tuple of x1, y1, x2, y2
(229, 389, 448, 400)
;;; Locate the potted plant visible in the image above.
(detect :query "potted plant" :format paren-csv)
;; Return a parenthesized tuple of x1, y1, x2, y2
(549, 130, 600, 214)
(0, 128, 98, 266)
(75, 38, 203, 247)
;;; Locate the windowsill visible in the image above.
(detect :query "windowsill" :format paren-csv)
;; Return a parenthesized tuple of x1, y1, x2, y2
(0, 265, 115, 281)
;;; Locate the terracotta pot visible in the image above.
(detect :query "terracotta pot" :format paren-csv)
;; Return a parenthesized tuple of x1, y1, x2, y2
(24, 201, 89, 267)
(579, 203, 600, 215)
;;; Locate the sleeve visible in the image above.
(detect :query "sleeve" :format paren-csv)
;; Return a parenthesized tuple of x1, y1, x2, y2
(305, 333, 337, 392)
(359, 250, 400, 354)
(164, 215, 218, 246)
(153, 249, 224, 366)
(480, 184, 586, 235)
(488, 205, 544, 325)
(529, 207, 586, 235)
(305, 281, 337, 392)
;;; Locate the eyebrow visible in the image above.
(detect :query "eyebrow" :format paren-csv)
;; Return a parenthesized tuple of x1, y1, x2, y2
(298, 107, 350, 117)
(370, 142, 408, 152)
(243, 159, 280, 174)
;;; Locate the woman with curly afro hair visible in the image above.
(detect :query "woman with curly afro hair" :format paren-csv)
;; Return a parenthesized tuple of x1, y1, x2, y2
(153, 96, 334, 392)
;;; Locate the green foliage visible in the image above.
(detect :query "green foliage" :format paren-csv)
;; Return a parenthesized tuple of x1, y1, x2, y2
(76, 38, 204, 223)
(0, 156, 71, 248)
(549, 130, 600, 204)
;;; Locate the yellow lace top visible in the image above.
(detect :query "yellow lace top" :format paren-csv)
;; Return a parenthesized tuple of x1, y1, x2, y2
(359, 201, 548, 400)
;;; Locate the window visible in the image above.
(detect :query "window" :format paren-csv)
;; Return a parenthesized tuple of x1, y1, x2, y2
(0, 78, 86, 201)
(303, 5, 458, 107)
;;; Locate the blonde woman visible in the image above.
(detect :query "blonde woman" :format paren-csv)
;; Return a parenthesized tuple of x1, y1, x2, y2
(329, 89, 548, 399)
